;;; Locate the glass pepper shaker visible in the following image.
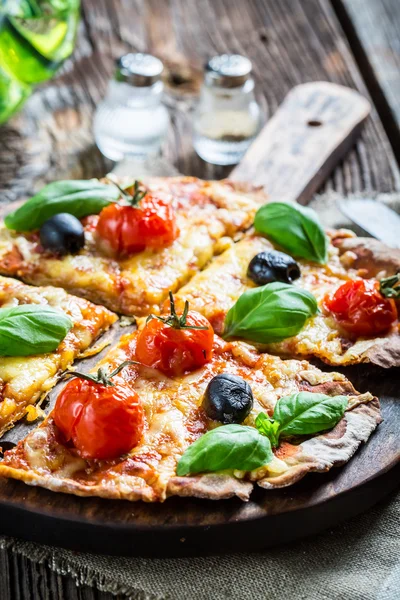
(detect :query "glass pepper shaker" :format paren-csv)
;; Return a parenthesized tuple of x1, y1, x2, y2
(193, 54, 262, 165)
(94, 53, 170, 161)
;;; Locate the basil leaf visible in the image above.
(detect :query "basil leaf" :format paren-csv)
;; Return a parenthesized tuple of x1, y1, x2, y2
(4, 180, 120, 231)
(176, 424, 273, 476)
(223, 282, 318, 344)
(0, 305, 73, 356)
(254, 202, 328, 264)
(273, 392, 348, 437)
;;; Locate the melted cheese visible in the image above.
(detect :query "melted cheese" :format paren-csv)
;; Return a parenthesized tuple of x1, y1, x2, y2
(173, 235, 271, 330)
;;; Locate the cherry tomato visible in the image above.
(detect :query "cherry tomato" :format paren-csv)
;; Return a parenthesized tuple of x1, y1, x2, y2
(96, 194, 179, 256)
(136, 310, 214, 377)
(325, 279, 398, 337)
(54, 378, 144, 460)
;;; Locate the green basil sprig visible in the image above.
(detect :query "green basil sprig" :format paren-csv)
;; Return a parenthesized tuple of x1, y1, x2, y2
(176, 424, 273, 476)
(5, 180, 121, 232)
(0, 305, 73, 356)
(255, 415, 281, 447)
(256, 392, 348, 447)
(223, 282, 318, 344)
(254, 202, 328, 264)
(380, 274, 400, 299)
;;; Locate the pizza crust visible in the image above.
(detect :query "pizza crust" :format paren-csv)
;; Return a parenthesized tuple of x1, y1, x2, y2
(258, 397, 381, 489)
(334, 236, 400, 278)
(362, 332, 400, 368)
(167, 474, 254, 501)
(0, 462, 158, 502)
(168, 390, 381, 499)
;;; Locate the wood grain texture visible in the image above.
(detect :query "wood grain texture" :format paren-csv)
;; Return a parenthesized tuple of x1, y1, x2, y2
(1, 0, 400, 207)
(230, 81, 370, 203)
(337, 0, 400, 158)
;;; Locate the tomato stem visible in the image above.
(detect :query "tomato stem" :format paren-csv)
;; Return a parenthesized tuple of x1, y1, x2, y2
(146, 292, 209, 330)
(63, 360, 141, 387)
(106, 178, 147, 207)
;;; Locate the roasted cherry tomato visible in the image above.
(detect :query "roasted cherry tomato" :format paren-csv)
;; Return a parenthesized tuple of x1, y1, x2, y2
(136, 293, 214, 377)
(324, 279, 398, 337)
(96, 181, 179, 256)
(54, 362, 144, 460)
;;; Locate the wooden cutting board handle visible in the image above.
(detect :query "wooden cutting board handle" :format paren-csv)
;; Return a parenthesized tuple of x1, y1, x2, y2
(230, 81, 370, 204)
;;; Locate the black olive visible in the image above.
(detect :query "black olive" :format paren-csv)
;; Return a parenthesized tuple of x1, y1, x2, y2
(247, 250, 301, 285)
(40, 213, 85, 256)
(203, 373, 254, 424)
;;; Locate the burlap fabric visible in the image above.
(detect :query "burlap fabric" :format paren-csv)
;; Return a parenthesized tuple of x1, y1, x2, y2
(0, 190, 399, 599)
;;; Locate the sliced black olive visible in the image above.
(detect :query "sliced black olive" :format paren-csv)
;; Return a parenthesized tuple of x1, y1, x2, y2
(247, 250, 301, 285)
(40, 213, 85, 256)
(203, 373, 254, 424)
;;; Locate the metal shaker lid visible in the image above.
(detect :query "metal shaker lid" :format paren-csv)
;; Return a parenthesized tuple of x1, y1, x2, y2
(205, 54, 252, 88)
(115, 53, 164, 86)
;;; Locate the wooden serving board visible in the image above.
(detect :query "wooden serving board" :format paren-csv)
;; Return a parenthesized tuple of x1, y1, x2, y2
(0, 82, 399, 557)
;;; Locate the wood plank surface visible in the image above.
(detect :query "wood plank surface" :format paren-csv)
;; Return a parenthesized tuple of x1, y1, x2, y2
(230, 81, 371, 202)
(338, 0, 400, 157)
(0, 0, 400, 598)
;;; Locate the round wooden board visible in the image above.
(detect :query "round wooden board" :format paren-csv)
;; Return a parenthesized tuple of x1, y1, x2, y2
(0, 362, 399, 557)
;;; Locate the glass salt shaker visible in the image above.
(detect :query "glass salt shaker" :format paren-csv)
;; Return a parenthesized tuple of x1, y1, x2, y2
(94, 53, 170, 161)
(193, 54, 262, 165)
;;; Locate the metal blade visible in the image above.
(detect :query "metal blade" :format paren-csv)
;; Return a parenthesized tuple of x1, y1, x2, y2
(338, 199, 400, 248)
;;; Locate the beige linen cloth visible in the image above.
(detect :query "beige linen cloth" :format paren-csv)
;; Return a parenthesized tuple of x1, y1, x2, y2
(0, 190, 399, 600)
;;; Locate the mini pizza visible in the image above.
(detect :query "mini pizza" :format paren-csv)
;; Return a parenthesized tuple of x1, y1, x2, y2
(0, 177, 266, 316)
(0, 275, 116, 436)
(171, 214, 400, 367)
(0, 301, 380, 503)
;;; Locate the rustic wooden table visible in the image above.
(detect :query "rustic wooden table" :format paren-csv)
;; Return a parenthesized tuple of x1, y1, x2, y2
(1, 0, 399, 597)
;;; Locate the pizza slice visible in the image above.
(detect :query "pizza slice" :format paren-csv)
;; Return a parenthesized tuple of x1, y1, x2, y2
(171, 220, 400, 368)
(0, 275, 116, 436)
(0, 299, 380, 502)
(0, 177, 266, 316)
